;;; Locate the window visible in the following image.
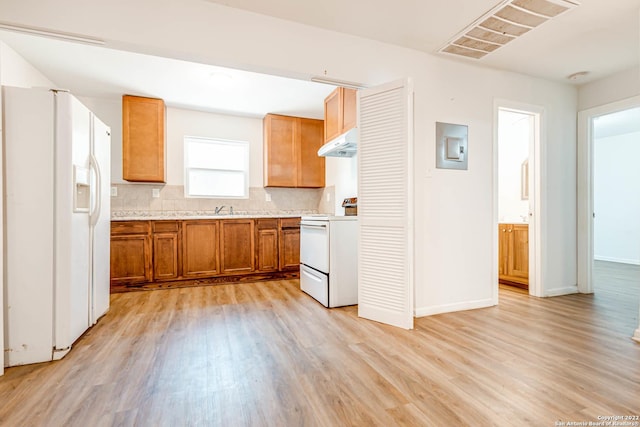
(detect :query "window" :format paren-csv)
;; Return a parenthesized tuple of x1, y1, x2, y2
(184, 136, 249, 198)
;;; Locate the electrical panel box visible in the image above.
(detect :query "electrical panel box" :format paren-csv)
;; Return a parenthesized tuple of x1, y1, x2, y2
(436, 122, 468, 170)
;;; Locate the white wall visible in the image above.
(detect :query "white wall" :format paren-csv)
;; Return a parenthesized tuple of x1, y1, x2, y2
(78, 96, 122, 181)
(0, 0, 580, 314)
(498, 110, 530, 223)
(578, 66, 640, 111)
(79, 97, 264, 186)
(594, 131, 640, 265)
(0, 41, 55, 88)
(325, 155, 357, 215)
(166, 108, 264, 187)
(0, 41, 56, 375)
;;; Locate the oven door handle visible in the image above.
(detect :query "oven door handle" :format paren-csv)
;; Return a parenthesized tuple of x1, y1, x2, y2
(300, 223, 327, 229)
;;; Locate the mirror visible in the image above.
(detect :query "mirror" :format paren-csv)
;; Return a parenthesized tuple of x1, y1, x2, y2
(521, 158, 529, 200)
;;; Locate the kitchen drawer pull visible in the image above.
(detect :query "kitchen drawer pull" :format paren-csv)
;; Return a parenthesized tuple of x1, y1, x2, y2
(300, 224, 326, 229)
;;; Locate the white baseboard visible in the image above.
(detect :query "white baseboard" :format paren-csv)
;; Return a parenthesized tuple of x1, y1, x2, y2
(633, 328, 640, 344)
(415, 298, 495, 317)
(544, 286, 578, 297)
(594, 256, 640, 266)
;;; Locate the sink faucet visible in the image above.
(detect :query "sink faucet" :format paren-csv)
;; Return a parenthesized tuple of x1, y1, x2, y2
(215, 206, 225, 214)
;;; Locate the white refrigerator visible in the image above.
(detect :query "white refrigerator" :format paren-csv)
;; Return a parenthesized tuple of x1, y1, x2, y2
(2, 86, 111, 366)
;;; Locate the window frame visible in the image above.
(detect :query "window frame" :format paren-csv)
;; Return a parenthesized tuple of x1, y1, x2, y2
(184, 136, 250, 199)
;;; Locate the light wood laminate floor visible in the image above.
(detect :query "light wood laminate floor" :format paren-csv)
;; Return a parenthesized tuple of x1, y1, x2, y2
(593, 260, 640, 333)
(1, 280, 639, 426)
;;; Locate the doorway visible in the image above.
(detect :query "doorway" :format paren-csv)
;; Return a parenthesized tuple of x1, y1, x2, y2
(495, 101, 542, 300)
(577, 99, 640, 336)
(578, 97, 640, 293)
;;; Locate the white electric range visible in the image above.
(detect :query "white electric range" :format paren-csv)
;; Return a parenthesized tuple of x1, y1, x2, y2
(299, 214, 358, 308)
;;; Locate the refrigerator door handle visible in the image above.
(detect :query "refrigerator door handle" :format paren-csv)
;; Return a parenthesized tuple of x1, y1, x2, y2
(89, 153, 102, 227)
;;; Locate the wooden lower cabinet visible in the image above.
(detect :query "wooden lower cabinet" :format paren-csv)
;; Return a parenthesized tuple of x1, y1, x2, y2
(110, 221, 152, 285)
(279, 218, 300, 271)
(152, 221, 180, 281)
(256, 219, 279, 272)
(182, 220, 219, 278)
(220, 219, 255, 274)
(111, 217, 300, 290)
(498, 223, 529, 288)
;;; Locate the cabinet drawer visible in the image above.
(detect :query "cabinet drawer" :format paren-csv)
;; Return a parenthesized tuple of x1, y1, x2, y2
(153, 220, 179, 233)
(111, 221, 150, 235)
(256, 218, 278, 230)
(280, 217, 300, 229)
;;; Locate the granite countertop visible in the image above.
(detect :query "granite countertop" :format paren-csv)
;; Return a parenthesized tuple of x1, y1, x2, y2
(111, 211, 316, 221)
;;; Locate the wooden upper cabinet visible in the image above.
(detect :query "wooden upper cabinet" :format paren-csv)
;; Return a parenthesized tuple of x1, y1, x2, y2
(122, 95, 165, 183)
(342, 88, 357, 132)
(263, 114, 297, 187)
(324, 87, 357, 144)
(263, 113, 325, 188)
(298, 118, 325, 188)
(324, 89, 341, 143)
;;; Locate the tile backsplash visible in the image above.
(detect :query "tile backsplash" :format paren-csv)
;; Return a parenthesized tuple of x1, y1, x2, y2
(110, 184, 333, 216)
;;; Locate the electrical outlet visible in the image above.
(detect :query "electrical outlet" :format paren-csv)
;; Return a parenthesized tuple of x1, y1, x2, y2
(265, 193, 271, 202)
(110, 186, 117, 197)
(152, 188, 160, 198)
(326, 192, 331, 202)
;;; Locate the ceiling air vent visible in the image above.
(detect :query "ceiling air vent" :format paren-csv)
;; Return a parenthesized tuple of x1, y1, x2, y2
(439, 0, 579, 60)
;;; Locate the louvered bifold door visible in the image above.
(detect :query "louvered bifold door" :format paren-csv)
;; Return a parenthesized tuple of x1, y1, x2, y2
(357, 79, 414, 329)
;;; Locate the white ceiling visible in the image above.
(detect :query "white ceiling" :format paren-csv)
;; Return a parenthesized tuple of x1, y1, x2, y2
(0, 0, 638, 119)
(0, 30, 335, 119)
(202, 0, 640, 84)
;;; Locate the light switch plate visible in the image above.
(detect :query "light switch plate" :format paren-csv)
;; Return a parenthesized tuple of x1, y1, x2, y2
(265, 193, 271, 202)
(152, 188, 160, 198)
(436, 122, 468, 170)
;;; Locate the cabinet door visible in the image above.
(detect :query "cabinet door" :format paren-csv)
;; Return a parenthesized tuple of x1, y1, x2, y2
(122, 95, 165, 183)
(342, 88, 358, 133)
(324, 88, 341, 143)
(498, 224, 509, 279)
(256, 219, 279, 272)
(110, 234, 152, 284)
(297, 118, 325, 188)
(264, 114, 297, 187)
(153, 233, 179, 281)
(279, 218, 300, 271)
(509, 224, 529, 282)
(220, 219, 255, 275)
(182, 220, 219, 277)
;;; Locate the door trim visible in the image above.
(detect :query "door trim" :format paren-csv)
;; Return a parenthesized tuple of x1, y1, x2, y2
(494, 100, 544, 299)
(577, 95, 640, 294)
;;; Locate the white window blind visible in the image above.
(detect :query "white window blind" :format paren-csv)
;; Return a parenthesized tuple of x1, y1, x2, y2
(184, 137, 249, 198)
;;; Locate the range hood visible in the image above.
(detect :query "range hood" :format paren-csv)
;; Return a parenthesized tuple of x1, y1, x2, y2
(317, 128, 357, 157)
